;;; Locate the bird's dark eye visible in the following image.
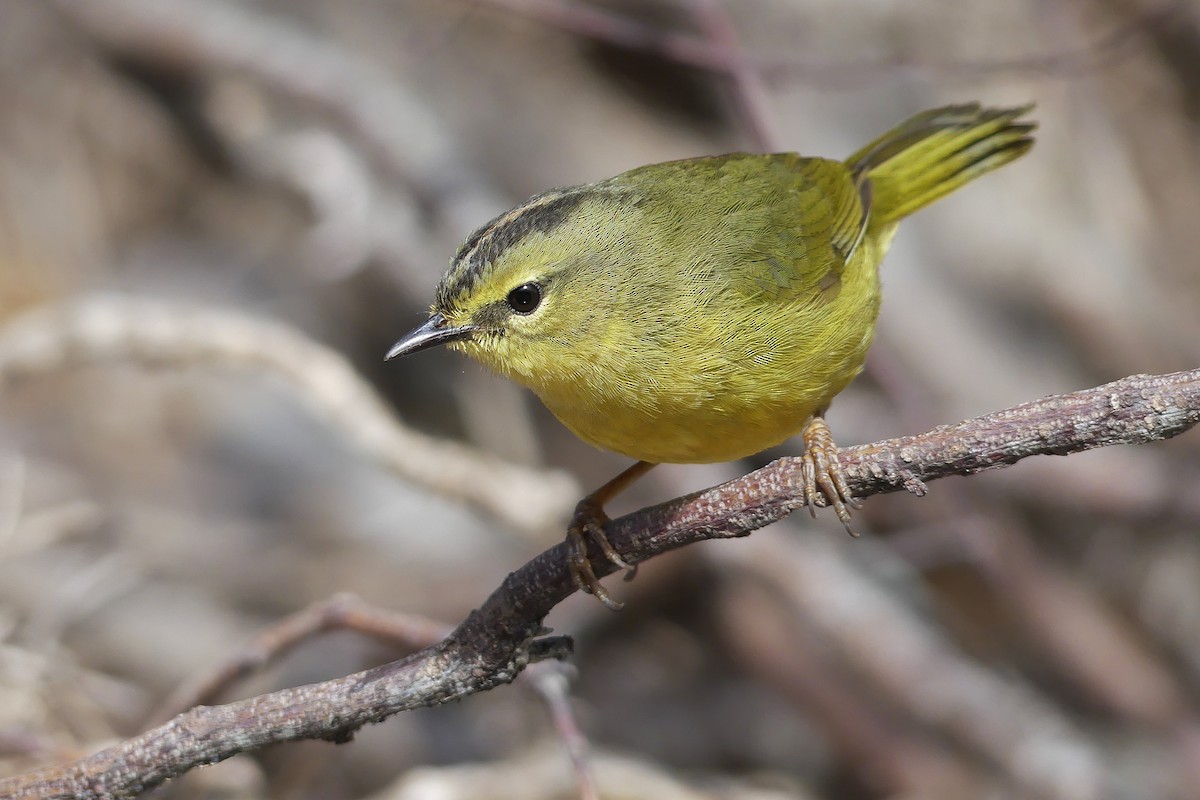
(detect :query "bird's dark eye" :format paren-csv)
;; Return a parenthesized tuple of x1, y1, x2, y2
(506, 283, 542, 314)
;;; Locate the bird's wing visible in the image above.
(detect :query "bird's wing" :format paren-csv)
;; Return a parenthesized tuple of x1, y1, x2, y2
(715, 154, 869, 304)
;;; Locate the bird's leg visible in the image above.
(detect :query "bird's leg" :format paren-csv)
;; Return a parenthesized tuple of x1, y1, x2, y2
(800, 413, 861, 536)
(567, 460, 657, 610)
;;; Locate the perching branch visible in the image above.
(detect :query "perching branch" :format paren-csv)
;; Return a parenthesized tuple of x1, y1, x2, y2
(3, 368, 1197, 800)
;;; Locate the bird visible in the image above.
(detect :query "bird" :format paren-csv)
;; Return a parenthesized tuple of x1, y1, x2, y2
(388, 103, 1035, 608)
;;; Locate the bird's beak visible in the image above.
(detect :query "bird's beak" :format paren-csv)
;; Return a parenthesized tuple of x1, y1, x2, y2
(386, 313, 477, 360)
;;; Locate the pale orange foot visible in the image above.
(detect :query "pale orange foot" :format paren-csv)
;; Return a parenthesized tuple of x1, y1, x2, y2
(800, 415, 861, 536)
(565, 461, 656, 611)
(566, 498, 635, 611)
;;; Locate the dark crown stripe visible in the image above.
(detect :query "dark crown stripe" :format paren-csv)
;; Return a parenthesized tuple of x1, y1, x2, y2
(437, 188, 590, 307)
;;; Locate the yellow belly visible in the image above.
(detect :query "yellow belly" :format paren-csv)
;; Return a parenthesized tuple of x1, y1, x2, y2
(534, 242, 884, 464)
(547, 389, 833, 464)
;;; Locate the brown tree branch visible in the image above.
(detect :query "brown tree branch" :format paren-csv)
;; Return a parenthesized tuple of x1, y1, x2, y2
(2, 368, 1197, 799)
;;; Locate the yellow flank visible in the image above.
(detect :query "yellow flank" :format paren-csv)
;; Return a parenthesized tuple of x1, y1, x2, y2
(402, 104, 1035, 465)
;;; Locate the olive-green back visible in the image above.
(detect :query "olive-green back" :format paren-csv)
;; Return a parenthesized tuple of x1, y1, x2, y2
(612, 104, 1033, 311)
(611, 154, 866, 307)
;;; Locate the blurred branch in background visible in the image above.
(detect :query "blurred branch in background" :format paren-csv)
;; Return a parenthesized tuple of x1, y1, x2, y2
(0, 296, 577, 535)
(46, 0, 510, 288)
(3, 0, 1200, 799)
(473, 0, 1185, 83)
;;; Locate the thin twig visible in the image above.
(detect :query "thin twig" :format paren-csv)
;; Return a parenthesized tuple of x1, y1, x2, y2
(2, 368, 1197, 799)
(147, 593, 450, 725)
(523, 661, 599, 800)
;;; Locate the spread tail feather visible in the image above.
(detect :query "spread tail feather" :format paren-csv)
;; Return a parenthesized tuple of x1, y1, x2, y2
(846, 103, 1035, 226)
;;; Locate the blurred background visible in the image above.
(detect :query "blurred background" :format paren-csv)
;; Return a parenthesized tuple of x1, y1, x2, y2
(2, 0, 1200, 798)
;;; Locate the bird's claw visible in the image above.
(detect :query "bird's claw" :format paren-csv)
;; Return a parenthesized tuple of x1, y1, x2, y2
(566, 497, 636, 611)
(801, 417, 861, 537)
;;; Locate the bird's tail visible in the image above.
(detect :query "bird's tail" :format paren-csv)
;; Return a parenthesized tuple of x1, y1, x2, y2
(846, 103, 1035, 227)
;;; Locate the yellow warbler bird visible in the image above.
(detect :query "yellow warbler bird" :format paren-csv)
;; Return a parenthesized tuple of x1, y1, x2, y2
(389, 103, 1035, 608)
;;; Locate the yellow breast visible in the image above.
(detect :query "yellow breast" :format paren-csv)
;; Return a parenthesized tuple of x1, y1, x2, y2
(530, 236, 886, 464)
